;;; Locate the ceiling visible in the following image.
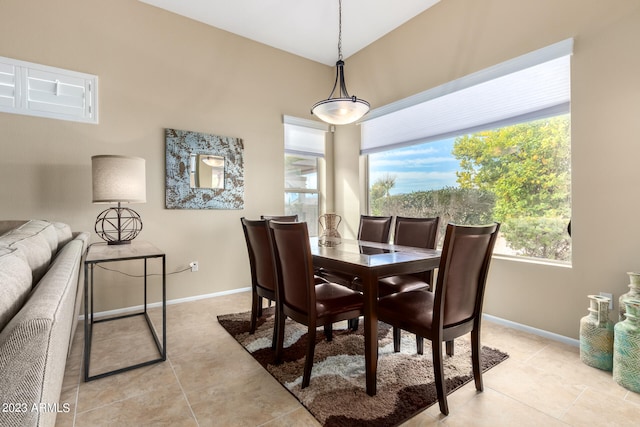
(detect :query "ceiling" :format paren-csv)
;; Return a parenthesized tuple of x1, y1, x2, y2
(139, 0, 441, 66)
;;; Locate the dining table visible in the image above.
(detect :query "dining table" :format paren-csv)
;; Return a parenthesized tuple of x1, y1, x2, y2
(309, 236, 441, 396)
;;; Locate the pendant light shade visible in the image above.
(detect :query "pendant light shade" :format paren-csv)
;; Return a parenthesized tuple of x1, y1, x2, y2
(311, 0, 369, 125)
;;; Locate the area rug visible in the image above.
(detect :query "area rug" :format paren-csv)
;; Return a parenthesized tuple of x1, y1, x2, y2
(217, 308, 508, 426)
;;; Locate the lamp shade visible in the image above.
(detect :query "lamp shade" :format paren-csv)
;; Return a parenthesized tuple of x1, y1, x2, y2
(92, 155, 146, 203)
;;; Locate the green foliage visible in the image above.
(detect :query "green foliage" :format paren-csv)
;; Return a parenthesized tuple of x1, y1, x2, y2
(453, 116, 571, 220)
(370, 186, 495, 244)
(501, 217, 571, 261)
(452, 116, 571, 260)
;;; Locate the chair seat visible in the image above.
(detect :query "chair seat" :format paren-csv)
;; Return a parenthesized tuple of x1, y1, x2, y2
(316, 283, 364, 317)
(378, 275, 430, 297)
(378, 289, 435, 332)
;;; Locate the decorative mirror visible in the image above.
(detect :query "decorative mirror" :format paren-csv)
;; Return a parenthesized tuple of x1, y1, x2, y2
(165, 128, 244, 209)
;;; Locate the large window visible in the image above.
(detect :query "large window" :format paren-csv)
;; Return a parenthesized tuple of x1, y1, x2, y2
(283, 116, 328, 236)
(369, 115, 571, 261)
(362, 39, 573, 263)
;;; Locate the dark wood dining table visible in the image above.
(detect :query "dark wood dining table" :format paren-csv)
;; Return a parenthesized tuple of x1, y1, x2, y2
(309, 236, 441, 396)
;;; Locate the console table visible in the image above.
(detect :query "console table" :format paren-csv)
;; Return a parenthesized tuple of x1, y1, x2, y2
(83, 240, 166, 381)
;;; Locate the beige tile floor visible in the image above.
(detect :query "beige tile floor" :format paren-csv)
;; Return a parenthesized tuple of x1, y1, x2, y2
(56, 291, 640, 426)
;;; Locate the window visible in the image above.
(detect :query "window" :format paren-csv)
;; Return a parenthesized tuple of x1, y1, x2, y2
(0, 55, 98, 124)
(363, 40, 572, 262)
(283, 116, 328, 236)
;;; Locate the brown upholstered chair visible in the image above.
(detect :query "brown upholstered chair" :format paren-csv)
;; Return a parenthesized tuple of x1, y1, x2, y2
(261, 215, 298, 222)
(241, 218, 279, 348)
(268, 221, 364, 388)
(377, 216, 440, 297)
(357, 215, 392, 243)
(377, 222, 500, 415)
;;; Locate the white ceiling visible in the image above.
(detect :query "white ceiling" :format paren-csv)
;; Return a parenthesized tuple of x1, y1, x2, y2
(139, 0, 440, 65)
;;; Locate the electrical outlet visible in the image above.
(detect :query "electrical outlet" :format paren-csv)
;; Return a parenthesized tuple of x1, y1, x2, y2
(190, 261, 199, 272)
(599, 292, 614, 310)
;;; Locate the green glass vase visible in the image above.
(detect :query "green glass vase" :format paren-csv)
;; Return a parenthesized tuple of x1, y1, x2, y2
(613, 298, 640, 392)
(579, 294, 613, 371)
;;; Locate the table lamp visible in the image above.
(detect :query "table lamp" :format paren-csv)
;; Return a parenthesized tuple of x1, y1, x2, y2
(92, 155, 146, 245)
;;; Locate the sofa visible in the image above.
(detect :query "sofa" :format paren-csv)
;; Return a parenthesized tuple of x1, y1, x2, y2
(0, 220, 89, 427)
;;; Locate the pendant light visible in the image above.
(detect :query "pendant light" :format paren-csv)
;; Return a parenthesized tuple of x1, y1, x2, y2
(311, 0, 370, 125)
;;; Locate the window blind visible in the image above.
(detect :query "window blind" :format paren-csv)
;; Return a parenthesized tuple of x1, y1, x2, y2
(360, 38, 573, 155)
(0, 56, 98, 124)
(283, 115, 328, 158)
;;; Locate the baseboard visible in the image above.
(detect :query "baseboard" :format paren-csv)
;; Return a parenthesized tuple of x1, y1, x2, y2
(79, 287, 251, 320)
(483, 313, 579, 347)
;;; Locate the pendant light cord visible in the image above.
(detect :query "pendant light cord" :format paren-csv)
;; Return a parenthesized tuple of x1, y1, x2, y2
(337, 0, 343, 61)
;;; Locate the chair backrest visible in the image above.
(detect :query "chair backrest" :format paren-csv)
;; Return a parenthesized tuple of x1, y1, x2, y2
(261, 215, 298, 222)
(241, 218, 276, 293)
(358, 215, 392, 243)
(268, 221, 316, 318)
(434, 223, 500, 328)
(393, 216, 440, 249)
(393, 216, 440, 283)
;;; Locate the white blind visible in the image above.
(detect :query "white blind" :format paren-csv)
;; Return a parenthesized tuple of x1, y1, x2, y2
(0, 61, 17, 109)
(0, 56, 98, 124)
(361, 38, 573, 154)
(283, 115, 328, 158)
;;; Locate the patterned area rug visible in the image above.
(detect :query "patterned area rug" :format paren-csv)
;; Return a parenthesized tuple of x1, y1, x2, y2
(217, 308, 508, 426)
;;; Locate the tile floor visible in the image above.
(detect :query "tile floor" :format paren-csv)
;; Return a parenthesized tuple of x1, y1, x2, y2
(56, 291, 640, 426)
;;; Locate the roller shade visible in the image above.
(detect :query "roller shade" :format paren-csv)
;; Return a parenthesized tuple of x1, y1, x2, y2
(361, 39, 573, 154)
(283, 115, 328, 158)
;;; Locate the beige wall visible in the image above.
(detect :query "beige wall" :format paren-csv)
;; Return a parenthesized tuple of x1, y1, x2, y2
(0, 0, 333, 311)
(335, 0, 640, 338)
(2, 0, 640, 339)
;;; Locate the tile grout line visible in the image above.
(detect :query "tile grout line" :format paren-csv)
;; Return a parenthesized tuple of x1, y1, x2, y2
(167, 355, 201, 427)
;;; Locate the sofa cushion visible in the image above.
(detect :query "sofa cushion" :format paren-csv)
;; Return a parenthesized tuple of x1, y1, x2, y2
(0, 247, 32, 331)
(0, 220, 56, 286)
(16, 220, 59, 255)
(52, 222, 73, 248)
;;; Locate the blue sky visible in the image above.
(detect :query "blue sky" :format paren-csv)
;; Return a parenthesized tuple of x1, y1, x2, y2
(369, 138, 460, 195)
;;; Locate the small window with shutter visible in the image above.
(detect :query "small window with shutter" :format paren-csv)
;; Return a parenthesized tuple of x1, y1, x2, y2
(0, 56, 98, 124)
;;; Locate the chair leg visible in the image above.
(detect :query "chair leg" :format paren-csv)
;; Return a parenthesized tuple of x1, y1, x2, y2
(446, 340, 454, 356)
(250, 291, 259, 334)
(275, 309, 286, 364)
(349, 317, 360, 331)
(471, 329, 483, 391)
(324, 323, 333, 342)
(416, 335, 424, 355)
(433, 340, 449, 415)
(271, 303, 279, 350)
(302, 327, 317, 388)
(257, 296, 263, 317)
(393, 327, 401, 352)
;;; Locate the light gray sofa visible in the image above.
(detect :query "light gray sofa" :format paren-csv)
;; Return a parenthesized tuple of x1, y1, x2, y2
(0, 220, 89, 427)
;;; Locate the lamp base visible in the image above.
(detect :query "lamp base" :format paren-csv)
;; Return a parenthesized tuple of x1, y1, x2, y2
(95, 205, 143, 245)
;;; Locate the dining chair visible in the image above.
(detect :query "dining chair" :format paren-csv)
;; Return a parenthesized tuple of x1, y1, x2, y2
(357, 215, 393, 243)
(261, 215, 299, 222)
(377, 222, 500, 415)
(268, 220, 364, 388)
(378, 216, 440, 298)
(240, 218, 280, 348)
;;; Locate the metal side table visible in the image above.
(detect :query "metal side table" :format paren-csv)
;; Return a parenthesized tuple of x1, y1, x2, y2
(83, 240, 166, 381)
